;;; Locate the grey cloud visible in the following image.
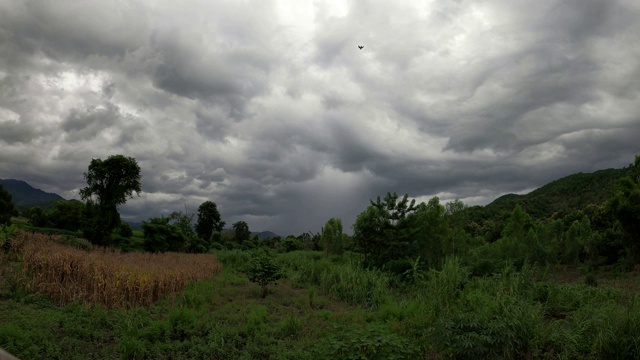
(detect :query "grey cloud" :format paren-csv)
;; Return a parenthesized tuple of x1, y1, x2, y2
(0, 117, 38, 144)
(1, 0, 639, 236)
(0, 1, 148, 70)
(61, 103, 119, 142)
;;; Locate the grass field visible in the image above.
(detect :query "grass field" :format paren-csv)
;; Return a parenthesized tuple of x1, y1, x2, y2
(2, 232, 640, 359)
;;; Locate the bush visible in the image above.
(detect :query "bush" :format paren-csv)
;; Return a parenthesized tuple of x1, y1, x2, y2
(314, 323, 418, 360)
(243, 250, 284, 298)
(383, 259, 412, 277)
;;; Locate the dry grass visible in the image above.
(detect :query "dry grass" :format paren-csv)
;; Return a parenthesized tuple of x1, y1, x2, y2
(7, 231, 222, 308)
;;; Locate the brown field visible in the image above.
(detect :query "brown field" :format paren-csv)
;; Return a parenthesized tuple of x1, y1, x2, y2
(3, 231, 222, 308)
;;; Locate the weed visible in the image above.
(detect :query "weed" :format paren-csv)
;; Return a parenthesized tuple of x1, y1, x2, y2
(279, 313, 303, 339)
(308, 285, 317, 308)
(314, 323, 419, 360)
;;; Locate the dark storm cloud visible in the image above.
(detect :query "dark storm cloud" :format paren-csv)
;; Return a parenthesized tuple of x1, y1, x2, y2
(1, 0, 639, 235)
(0, 1, 147, 70)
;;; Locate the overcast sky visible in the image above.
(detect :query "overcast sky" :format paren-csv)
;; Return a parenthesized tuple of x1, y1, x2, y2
(1, 0, 639, 235)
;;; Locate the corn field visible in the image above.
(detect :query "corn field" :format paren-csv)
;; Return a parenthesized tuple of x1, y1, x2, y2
(4, 231, 222, 308)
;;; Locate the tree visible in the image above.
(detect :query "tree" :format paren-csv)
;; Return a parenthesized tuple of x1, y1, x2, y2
(118, 221, 134, 238)
(353, 205, 387, 265)
(495, 204, 533, 262)
(445, 199, 468, 255)
(0, 185, 14, 226)
(280, 236, 301, 253)
(195, 201, 225, 244)
(233, 221, 251, 244)
(243, 250, 284, 298)
(80, 155, 141, 246)
(171, 209, 211, 253)
(321, 218, 344, 255)
(47, 200, 86, 231)
(608, 155, 640, 260)
(353, 192, 419, 267)
(413, 197, 449, 269)
(26, 207, 48, 227)
(142, 216, 188, 253)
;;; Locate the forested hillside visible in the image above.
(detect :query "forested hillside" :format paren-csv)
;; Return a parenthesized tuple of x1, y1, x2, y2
(462, 166, 634, 241)
(0, 178, 64, 211)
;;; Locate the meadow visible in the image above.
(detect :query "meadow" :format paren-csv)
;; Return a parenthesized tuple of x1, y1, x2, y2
(2, 231, 640, 359)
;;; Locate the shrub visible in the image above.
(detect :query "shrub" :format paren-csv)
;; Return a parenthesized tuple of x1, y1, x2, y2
(278, 314, 303, 338)
(314, 323, 418, 360)
(243, 250, 284, 298)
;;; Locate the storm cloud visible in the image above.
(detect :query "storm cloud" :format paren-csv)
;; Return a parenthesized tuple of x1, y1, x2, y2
(1, 0, 639, 235)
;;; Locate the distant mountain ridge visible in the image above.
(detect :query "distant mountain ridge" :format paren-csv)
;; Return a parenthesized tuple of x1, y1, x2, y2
(0, 178, 65, 210)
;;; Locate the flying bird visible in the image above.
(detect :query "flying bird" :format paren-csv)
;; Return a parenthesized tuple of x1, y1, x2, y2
(358, 45, 364, 50)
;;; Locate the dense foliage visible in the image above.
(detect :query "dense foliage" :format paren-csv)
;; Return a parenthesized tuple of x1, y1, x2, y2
(195, 200, 225, 244)
(80, 155, 141, 246)
(321, 217, 344, 255)
(243, 250, 284, 298)
(233, 220, 251, 244)
(0, 184, 14, 226)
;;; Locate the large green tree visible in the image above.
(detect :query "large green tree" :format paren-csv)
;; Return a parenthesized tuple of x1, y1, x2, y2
(0, 185, 14, 226)
(195, 201, 225, 244)
(80, 155, 141, 246)
(353, 192, 419, 267)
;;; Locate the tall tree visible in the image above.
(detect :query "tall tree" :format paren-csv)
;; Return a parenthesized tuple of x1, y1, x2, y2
(321, 218, 344, 255)
(233, 220, 251, 244)
(495, 204, 533, 263)
(445, 199, 468, 256)
(195, 201, 225, 243)
(353, 192, 419, 267)
(413, 197, 449, 269)
(0, 185, 14, 226)
(80, 155, 141, 246)
(608, 155, 640, 260)
(170, 209, 212, 253)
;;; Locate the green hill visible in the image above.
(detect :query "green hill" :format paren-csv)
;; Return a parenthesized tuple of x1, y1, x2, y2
(0, 178, 65, 211)
(465, 166, 633, 229)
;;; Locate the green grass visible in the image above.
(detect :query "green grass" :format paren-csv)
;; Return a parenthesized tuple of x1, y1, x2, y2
(3, 249, 640, 359)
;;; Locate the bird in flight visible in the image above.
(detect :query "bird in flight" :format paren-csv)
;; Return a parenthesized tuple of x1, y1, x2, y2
(358, 45, 364, 50)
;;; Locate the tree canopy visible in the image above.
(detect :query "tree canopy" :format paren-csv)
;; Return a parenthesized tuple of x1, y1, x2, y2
(321, 218, 344, 255)
(233, 221, 251, 244)
(353, 192, 420, 267)
(195, 201, 225, 243)
(0, 185, 14, 226)
(80, 155, 141, 246)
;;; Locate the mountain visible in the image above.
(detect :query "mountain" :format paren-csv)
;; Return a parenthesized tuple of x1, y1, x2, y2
(220, 229, 279, 240)
(253, 231, 278, 240)
(464, 166, 633, 226)
(0, 178, 65, 210)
